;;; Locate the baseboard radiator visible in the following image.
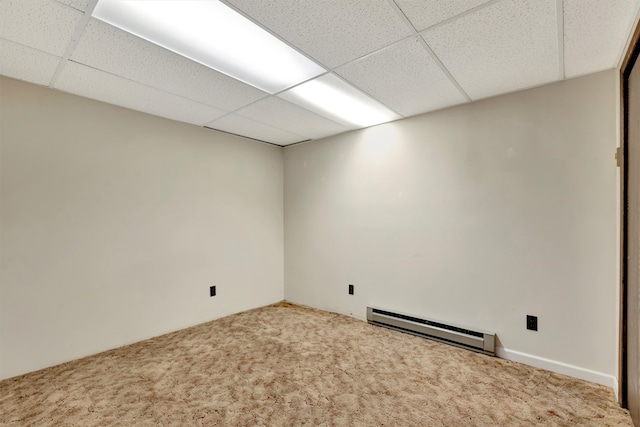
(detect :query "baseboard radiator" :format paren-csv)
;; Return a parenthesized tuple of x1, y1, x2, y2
(367, 306, 495, 356)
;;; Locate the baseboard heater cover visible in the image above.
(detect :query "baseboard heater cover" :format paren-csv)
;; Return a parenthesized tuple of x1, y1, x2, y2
(367, 306, 495, 356)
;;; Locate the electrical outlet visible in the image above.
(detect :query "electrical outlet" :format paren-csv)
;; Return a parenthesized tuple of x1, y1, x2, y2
(526, 315, 537, 331)
(348, 284, 354, 295)
(210, 286, 216, 297)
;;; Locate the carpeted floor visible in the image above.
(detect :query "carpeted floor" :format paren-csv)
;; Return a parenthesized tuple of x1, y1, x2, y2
(0, 302, 633, 426)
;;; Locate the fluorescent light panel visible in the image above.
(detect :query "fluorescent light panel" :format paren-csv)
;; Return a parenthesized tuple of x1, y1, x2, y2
(93, 0, 325, 94)
(279, 74, 402, 128)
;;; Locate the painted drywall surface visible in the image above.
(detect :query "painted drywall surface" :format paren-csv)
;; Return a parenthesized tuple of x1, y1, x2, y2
(284, 70, 618, 377)
(0, 77, 284, 380)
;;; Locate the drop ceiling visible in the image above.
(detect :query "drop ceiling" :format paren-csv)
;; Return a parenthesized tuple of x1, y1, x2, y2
(1, 0, 639, 146)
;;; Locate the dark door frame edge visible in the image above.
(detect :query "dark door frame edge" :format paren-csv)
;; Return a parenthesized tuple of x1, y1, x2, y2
(620, 13, 640, 408)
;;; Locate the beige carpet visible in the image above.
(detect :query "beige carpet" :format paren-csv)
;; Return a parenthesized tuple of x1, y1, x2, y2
(0, 302, 633, 426)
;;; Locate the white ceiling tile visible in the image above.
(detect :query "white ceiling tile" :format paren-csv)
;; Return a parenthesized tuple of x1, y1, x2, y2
(0, 0, 82, 56)
(234, 97, 350, 140)
(2, 0, 637, 139)
(336, 37, 468, 117)
(206, 114, 308, 145)
(56, 61, 227, 126)
(422, 0, 559, 100)
(564, 0, 640, 78)
(0, 39, 61, 86)
(395, 0, 493, 31)
(225, 0, 412, 68)
(55, 0, 90, 12)
(278, 73, 401, 128)
(72, 19, 268, 111)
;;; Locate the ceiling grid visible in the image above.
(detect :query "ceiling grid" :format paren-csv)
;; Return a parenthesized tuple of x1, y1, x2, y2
(49, 0, 99, 87)
(412, 0, 501, 33)
(1, 0, 638, 146)
(386, 0, 472, 103)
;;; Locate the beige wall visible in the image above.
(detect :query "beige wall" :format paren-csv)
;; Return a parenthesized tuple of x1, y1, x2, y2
(0, 77, 284, 380)
(0, 70, 621, 387)
(284, 70, 619, 384)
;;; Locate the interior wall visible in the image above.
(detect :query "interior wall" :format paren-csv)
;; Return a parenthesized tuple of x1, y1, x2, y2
(284, 70, 619, 382)
(0, 77, 284, 380)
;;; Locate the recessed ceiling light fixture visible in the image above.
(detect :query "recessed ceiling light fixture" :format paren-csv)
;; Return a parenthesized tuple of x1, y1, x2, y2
(92, 0, 326, 94)
(279, 74, 402, 128)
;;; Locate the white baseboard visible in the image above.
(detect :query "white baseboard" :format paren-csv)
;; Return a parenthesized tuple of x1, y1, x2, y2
(496, 346, 616, 390)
